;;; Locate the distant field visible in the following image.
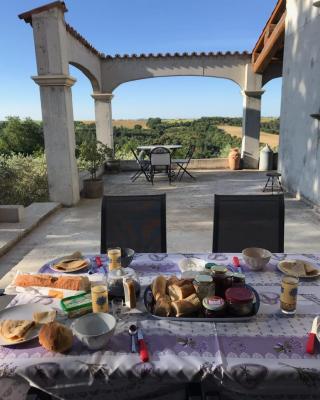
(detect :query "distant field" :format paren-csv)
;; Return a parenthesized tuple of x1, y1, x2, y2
(112, 119, 147, 128)
(218, 125, 279, 148)
(81, 119, 148, 128)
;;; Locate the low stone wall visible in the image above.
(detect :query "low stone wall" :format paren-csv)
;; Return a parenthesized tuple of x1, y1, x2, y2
(120, 158, 229, 171)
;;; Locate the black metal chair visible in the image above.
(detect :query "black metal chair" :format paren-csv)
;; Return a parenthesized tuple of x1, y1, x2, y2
(101, 194, 167, 253)
(150, 147, 172, 185)
(212, 194, 285, 253)
(172, 145, 196, 181)
(130, 147, 150, 182)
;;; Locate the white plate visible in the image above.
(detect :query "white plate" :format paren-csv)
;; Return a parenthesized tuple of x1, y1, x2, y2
(277, 259, 320, 279)
(50, 257, 91, 273)
(0, 304, 54, 346)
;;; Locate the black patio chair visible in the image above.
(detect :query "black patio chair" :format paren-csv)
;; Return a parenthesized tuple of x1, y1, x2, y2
(212, 194, 285, 253)
(130, 148, 150, 182)
(172, 145, 196, 181)
(150, 147, 172, 185)
(101, 194, 167, 253)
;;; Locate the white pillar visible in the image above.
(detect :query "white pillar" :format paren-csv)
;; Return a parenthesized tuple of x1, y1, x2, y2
(33, 75, 80, 206)
(29, 5, 79, 205)
(91, 93, 114, 151)
(241, 90, 264, 169)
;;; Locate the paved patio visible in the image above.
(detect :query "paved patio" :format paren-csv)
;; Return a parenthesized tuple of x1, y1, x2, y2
(1, 170, 320, 290)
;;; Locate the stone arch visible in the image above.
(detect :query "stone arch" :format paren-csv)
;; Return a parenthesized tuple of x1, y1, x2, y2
(69, 61, 100, 92)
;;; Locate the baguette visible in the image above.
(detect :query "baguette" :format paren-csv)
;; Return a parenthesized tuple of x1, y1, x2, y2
(152, 275, 167, 301)
(14, 274, 90, 292)
(171, 293, 201, 317)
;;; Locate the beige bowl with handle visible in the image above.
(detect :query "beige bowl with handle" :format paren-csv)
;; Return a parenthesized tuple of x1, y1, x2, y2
(242, 247, 272, 271)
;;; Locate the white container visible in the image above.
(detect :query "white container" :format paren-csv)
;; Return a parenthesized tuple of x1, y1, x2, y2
(72, 313, 116, 350)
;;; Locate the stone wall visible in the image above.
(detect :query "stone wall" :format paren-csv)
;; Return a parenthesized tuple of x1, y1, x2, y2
(279, 0, 320, 205)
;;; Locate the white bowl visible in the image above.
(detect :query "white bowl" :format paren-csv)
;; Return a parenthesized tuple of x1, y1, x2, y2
(72, 313, 116, 350)
(178, 258, 206, 273)
(242, 247, 272, 271)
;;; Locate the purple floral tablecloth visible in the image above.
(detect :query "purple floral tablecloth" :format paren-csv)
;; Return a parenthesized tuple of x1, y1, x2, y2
(1, 253, 320, 400)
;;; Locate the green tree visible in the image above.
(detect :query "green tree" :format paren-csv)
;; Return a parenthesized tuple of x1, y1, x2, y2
(146, 117, 162, 129)
(0, 117, 44, 155)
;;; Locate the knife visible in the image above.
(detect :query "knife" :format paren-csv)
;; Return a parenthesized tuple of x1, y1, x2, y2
(306, 316, 319, 354)
(137, 328, 149, 362)
(233, 256, 243, 274)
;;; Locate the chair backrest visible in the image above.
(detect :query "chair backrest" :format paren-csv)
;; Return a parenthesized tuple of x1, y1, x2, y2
(213, 194, 285, 253)
(101, 194, 167, 253)
(150, 147, 171, 166)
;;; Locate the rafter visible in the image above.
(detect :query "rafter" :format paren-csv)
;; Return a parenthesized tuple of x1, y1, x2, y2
(252, 0, 286, 74)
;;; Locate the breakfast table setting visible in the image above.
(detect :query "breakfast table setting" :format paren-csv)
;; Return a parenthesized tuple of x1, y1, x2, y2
(0, 250, 320, 400)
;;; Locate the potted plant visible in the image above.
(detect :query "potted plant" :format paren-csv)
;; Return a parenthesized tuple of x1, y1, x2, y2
(79, 138, 112, 198)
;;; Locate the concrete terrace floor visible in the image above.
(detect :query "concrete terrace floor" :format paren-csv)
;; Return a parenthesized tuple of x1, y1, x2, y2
(0, 170, 320, 288)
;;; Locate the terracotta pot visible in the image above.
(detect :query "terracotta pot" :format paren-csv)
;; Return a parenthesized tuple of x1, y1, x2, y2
(83, 179, 103, 198)
(228, 148, 241, 170)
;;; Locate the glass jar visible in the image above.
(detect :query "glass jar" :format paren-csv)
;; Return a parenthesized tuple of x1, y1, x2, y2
(232, 272, 246, 287)
(193, 274, 215, 301)
(108, 248, 121, 271)
(107, 267, 140, 300)
(225, 287, 254, 316)
(211, 265, 228, 298)
(203, 296, 226, 317)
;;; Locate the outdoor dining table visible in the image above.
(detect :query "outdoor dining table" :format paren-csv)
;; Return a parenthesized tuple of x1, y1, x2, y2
(1, 252, 320, 400)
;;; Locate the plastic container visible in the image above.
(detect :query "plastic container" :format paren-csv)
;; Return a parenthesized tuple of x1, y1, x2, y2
(259, 144, 273, 171)
(203, 296, 226, 317)
(61, 292, 92, 318)
(225, 287, 254, 316)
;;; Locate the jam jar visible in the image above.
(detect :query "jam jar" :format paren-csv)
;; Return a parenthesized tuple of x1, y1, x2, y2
(225, 287, 254, 316)
(203, 296, 226, 317)
(211, 266, 232, 298)
(232, 272, 246, 287)
(193, 274, 215, 301)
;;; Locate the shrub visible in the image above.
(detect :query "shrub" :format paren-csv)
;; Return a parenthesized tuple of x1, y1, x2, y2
(0, 153, 49, 206)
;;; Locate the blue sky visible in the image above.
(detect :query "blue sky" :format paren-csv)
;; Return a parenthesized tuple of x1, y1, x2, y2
(0, 0, 280, 120)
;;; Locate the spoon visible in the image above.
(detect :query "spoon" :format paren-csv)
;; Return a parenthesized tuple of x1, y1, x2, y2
(129, 324, 137, 353)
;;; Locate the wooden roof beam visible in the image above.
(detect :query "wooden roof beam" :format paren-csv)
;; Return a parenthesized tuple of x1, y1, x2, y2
(252, 11, 286, 74)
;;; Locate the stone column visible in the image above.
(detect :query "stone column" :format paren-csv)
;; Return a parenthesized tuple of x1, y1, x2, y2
(28, 5, 80, 205)
(241, 90, 264, 169)
(33, 75, 80, 206)
(91, 93, 114, 151)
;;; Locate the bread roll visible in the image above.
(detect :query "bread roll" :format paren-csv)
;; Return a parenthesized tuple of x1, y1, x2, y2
(154, 295, 172, 317)
(39, 322, 73, 353)
(152, 275, 167, 301)
(171, 293, 201, 317)
(168, 283, 195, 301)
(14, 274, 90, 292)
(167, 277, 192, 287)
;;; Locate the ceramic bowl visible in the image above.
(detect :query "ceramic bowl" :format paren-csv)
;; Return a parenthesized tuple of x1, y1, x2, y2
(72, 313, 116, 350)
(178, 258, 206, 273)
(121, 248, 135, 268)
(242, 247, 272, 271)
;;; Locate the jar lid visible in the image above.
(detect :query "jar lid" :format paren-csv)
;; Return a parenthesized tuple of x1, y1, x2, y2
(225, 287, 254, 303)
(194, 274, 213, 284)
(205, 263, 216, 269)
(203, 296, 225, 311)
(211, 265, 227, 274)
(232, 272, 245, 279)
